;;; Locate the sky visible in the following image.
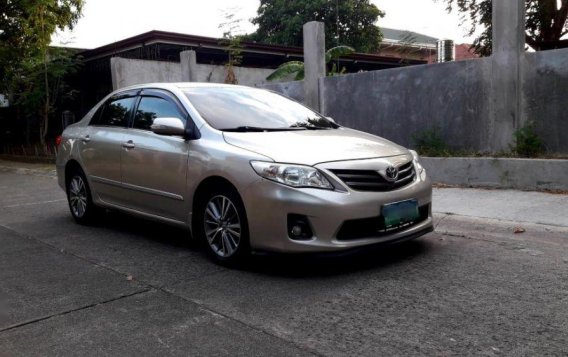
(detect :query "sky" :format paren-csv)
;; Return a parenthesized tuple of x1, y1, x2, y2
(52, 0, 476, 50)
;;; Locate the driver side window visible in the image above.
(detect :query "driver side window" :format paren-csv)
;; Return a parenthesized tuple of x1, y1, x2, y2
(90, 97, 135, 127)
(133, 96, 185, 131)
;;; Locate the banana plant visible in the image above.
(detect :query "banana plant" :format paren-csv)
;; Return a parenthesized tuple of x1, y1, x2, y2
(266, 45, 355, 81)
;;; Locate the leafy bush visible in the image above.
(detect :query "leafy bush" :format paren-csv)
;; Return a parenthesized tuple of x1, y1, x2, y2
(510, 122, 544, 158)
(412, 128, 449, 157)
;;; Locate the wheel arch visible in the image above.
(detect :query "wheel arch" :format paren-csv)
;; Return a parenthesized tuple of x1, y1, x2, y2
(191, 175, 241, 231)
(192, 175, 251, 264)
(64, 160, 85, 189)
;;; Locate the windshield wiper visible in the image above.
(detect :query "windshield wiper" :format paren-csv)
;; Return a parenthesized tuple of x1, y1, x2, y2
(221, 126, 268, 132)
(221, 126, 306, 132)
(289, 124, 331, 130)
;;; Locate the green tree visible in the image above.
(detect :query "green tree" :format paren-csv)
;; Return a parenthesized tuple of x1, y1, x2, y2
(248, 0, 384, 53)
(440, 0, 568, 56)
(14, 48, 82, 142)
(0, 0, 84, 144)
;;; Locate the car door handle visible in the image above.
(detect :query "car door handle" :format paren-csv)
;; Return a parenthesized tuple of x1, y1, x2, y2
(122, 140, 135, 149)
(81, 135, 91, 143)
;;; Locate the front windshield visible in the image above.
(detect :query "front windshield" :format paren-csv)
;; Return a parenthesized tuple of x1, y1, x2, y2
(183, 86, 336, 131)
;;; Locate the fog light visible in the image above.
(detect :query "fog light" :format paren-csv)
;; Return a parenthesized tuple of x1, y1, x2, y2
(291, 225, 303, 236)
(287, 214, 314, 240)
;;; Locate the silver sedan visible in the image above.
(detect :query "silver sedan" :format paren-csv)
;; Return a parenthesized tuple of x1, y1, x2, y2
(56, 83, 433, 265)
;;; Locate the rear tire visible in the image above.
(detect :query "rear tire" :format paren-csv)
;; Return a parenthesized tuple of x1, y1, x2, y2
(66, 169, 99, 225)
(195, 186, 250, 266)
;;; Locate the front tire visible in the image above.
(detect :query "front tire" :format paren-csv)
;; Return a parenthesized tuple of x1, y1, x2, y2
(196, 186, 250, 266)
(66, 169, 99, 224)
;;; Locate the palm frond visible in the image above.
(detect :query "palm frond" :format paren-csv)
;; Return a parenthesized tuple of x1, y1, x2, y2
(266, 61, 305, 81)
(325, 46, 355, 63)
(294, 67, 305, 80)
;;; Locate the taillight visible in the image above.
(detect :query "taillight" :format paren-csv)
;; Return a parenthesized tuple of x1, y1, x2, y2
(55, 135, 63, 148)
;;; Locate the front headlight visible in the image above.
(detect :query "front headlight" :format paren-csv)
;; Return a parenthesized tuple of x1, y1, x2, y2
(250, 161, 334, 190)
(409, 150, 426, 179)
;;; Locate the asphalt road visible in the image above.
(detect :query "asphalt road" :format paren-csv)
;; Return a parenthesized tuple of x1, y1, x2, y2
(0, 169, 567, 356)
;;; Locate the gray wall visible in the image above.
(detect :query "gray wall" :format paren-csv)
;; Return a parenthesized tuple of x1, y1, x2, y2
(111, 57, 279, 90)
(320, 59, 493, 151)
(522, 48, 568, 153)
(193, 64, 274, 86)
(260, 81, 305, 103)
(111, 58, 181, 89)
(111, 41, 568, 155)
(422, 157, 568, 191)
(262, 47, 568, 155)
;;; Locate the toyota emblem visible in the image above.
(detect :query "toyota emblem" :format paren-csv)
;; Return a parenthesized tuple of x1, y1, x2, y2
(385, 166, 399, 181)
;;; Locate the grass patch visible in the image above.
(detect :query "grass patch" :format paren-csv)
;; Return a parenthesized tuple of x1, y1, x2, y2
(510, 122, 544, 158)
(412, 128, 450, 157)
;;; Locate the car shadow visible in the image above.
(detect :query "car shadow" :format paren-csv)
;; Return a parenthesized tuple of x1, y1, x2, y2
(95, 209, 200, 250)
(94, 209, 434, 278)
(241, 238, 432, 278)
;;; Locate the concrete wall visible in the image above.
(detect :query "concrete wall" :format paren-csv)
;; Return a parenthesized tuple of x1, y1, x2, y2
(262, 59, 494, 152)
(260, 4, 567, 156)
(111, 58, 181, 90)
(320, 59, 493, 151)
(111, 57, 279, 90)
(110, 31, 568, 156)
(262, 47, 568, 155)
(422, 157, 568, 191)
(522, 48, 568, 154)
(260, 81, 305, 103)
(193, 64, 274, 86)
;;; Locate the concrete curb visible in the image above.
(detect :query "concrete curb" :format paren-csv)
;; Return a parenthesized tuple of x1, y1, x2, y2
(0, 165, 57, 178)
(0, 155, 55, 164)
(422, 157, 568, 191)
(434, 213, 568, 245)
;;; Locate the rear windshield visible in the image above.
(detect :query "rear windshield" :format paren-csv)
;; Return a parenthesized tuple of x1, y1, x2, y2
(183, 86, 335, 130)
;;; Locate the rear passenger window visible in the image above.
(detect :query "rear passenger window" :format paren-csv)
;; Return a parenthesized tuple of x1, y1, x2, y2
(133, 97, 185, 131)
(90, 97, 135, 127)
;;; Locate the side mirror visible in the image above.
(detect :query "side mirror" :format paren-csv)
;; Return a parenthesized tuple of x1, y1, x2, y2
(325, 116, 336, 124)
(151, 117, 185, 136)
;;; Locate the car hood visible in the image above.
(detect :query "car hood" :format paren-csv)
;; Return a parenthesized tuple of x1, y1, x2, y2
(223, 128, 408, 166)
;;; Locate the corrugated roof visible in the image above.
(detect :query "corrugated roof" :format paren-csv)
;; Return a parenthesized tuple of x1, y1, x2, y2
(79, 30, 426, 66)
(381, 28, 439, 46)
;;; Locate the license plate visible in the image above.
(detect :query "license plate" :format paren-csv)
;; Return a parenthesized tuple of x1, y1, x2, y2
(382, 199, 420, 228)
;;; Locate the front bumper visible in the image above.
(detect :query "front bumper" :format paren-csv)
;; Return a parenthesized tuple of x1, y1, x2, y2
(242, 171, 433, 253)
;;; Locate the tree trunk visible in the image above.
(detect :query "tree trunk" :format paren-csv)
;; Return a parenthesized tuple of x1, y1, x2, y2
(39, 10, 50, 146)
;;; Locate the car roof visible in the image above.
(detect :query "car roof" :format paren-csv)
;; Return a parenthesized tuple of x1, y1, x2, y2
(114, 82, 258, 93)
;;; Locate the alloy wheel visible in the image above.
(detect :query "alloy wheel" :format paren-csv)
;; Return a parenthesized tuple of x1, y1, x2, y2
(203, 195, 242, 258)
(69, 175, 88, 218)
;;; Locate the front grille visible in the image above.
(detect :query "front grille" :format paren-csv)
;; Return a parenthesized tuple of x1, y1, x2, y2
(330, 161, 416, 192)
(336, 204, 430, 241)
